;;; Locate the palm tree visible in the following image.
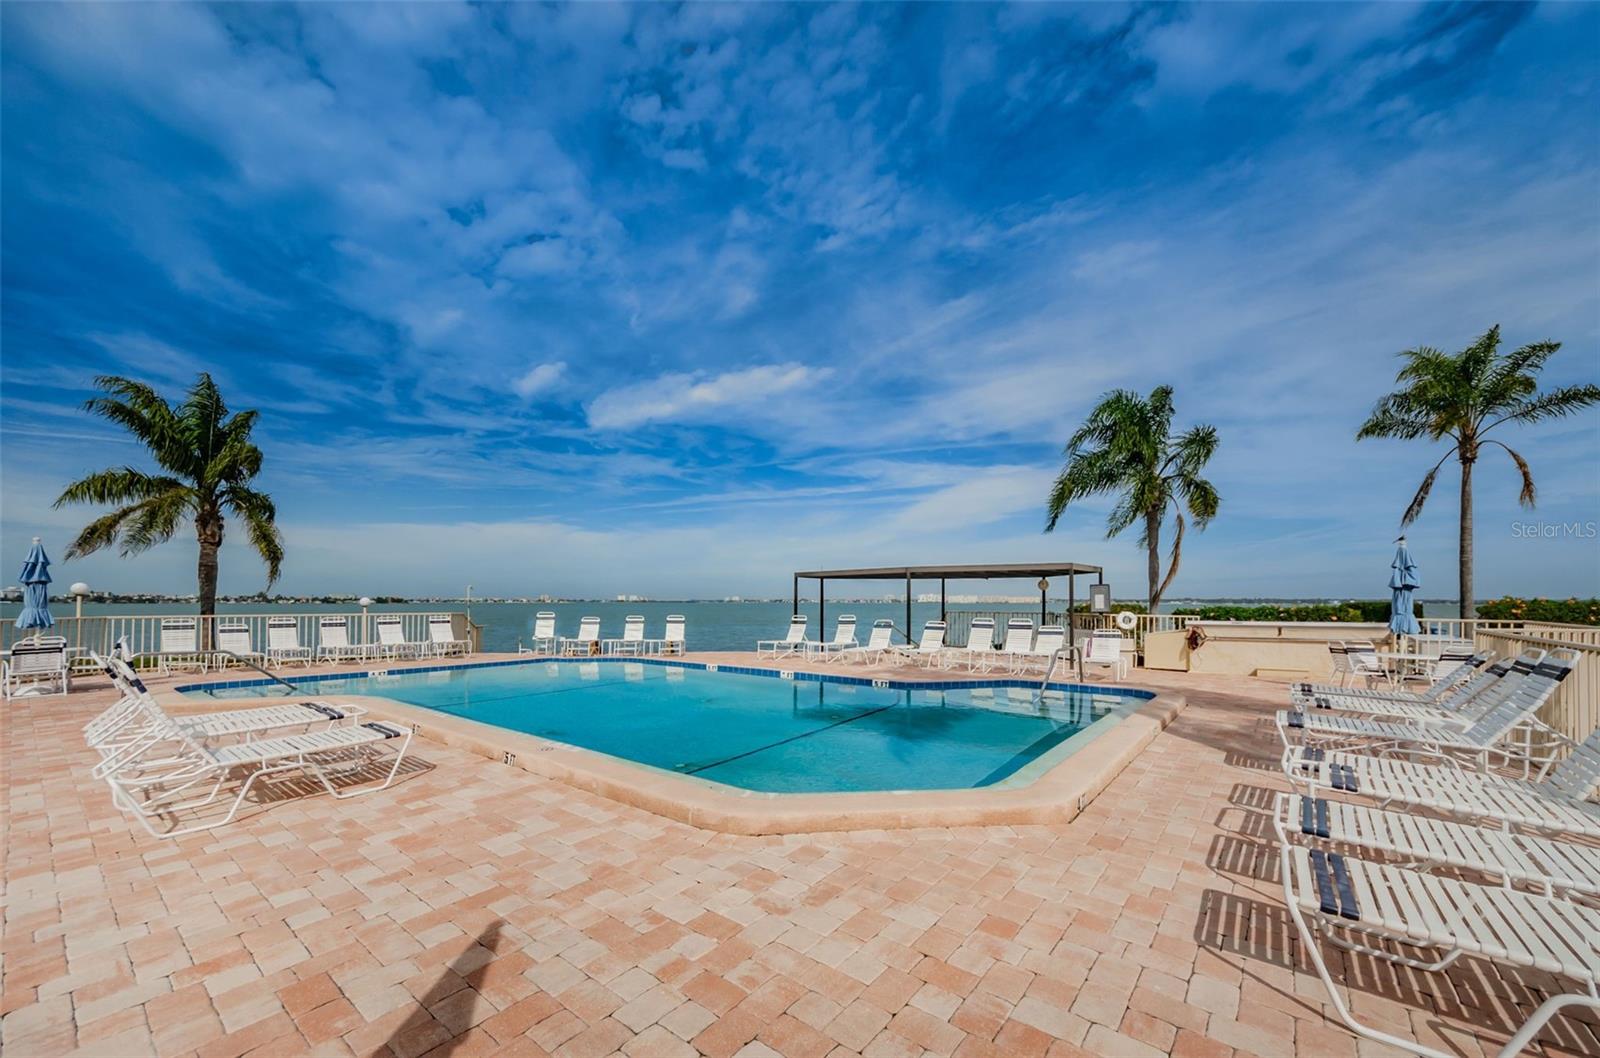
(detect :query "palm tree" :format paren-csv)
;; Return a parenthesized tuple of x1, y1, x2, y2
(55, 374, 284, 623)
(1357, 326, 1598, 619)
(1045, 385, 1220, 612)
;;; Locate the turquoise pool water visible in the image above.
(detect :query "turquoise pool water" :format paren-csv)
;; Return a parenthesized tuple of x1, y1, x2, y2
(181, 660, 1150, 794)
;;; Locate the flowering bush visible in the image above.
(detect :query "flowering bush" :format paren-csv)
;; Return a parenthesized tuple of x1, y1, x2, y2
(1477, 597, 1600, 625)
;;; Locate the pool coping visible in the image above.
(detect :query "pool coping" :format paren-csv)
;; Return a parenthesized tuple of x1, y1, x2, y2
(164, 658, 1187, 835)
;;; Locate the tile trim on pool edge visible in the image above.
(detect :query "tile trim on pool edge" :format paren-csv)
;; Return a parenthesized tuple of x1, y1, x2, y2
(163, 671, 1188, 835)
(175, 654, 1158, 700)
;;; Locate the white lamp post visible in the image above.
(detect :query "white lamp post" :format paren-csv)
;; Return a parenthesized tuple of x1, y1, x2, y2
(70, 582, 90, 660)
(360, 597, 372, 650)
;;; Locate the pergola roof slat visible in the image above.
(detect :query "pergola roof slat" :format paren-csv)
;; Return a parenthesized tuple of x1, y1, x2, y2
(794, 562, 1101, 581)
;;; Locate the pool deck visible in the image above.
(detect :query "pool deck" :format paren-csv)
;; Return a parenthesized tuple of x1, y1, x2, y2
(3, 652, 1594, 1058)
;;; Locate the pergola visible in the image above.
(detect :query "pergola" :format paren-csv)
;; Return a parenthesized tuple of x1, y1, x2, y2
(792, 562, 1105, 647)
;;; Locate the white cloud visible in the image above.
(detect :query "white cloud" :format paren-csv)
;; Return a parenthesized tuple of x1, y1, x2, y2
(587, 363, 821, 430)
(511, 361, 567, 399)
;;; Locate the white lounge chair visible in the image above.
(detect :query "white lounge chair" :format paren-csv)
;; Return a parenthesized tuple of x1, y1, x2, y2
(998, 618, 1034, 674)
(266, 617, 314, 667)
(520, 612, 558, 655)
(374, 616, 426, 659)
(559, 616, 602, 657)
(835, 619, 895, 666)
(603, 615, 647, 656)
(659, 615, 686, 656)
(89, 656, 366, 779)
(211, 621, 268, 671)
(150, 618, 207, 673)
(1273, 792, 1599, 900)
(1283, 725, 1600, 841)
(1020, 626, 1067, 675)
(1275, 651, 1573, 772)
(1291, 651, 1498, 713)
(1281, 844, 1600, 1058)
(757, 616, 808, 659)
(894, 620, 947, 667)
(426, 616, 471, 657)
(3, 635, 71, 698)
(942, 617, 996, 672)
(105, 713, 412, 838)
(317, 617, 370, 663)
(806, 616, 859, 662)
(1080, 630, 1128, 681)
(1291, 656, 1523, 727)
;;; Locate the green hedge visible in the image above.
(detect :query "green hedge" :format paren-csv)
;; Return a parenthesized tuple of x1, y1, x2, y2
(1477, 597, 1600, 625)
(1169, 601, 1420, 623)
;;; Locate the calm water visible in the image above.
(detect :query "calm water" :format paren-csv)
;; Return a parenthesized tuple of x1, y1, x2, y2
(181, 658, 1149, 793)
(2, 598, 1467, 654)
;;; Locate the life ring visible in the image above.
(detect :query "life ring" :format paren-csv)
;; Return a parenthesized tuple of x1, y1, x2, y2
(1115, 610, 1138, 631)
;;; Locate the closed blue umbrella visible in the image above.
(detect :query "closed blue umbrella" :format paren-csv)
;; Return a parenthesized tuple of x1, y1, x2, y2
(15, 537, 55, 630)
(1388, 537, 1421, 638)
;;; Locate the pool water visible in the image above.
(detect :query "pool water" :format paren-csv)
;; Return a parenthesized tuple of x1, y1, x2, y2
(183, 660, 1150, 794)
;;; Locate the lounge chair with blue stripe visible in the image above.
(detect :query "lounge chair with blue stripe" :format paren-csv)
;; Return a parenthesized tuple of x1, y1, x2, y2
(1274, 652, 1574, 771)
(806, 615, 859, 662)
(1289, 654, 1526, 725)
(942, 617, 996, 672)
(757, 616, 808, 659)
(1290, 649, 1496, 709)
(1282, 844, 1600, 1058)
(1273, 792, 1599, 901)
(1282, 724, 1600, 841)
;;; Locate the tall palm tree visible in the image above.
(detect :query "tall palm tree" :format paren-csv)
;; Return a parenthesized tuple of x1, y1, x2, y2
(55, 374, 284, 622)
(1357, 326, 1598, 619)
(1045, 385, 1220, 612)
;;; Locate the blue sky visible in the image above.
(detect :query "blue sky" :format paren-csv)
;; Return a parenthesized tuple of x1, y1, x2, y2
(2, 2, 1597, 601)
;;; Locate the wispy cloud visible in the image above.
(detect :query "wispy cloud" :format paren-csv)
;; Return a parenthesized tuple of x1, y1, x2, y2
(1, 2, 1595, 599)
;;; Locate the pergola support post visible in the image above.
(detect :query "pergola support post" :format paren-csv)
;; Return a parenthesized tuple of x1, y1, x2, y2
(905, 573, 912, 645)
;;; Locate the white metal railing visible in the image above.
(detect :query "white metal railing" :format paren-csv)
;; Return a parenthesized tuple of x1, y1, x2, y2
(2, 611, 471, 670)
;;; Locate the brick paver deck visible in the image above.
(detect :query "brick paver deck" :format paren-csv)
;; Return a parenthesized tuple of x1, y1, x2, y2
(3, 656, 1594, 1057)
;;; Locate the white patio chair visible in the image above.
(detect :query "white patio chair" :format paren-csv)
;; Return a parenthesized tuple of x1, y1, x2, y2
(559, 616, 602, 657)
(317, 617, 370, 663)
(211, 621, 268, 671)
(426, 616, 471, 657)
(1019, 626, 1067, 676)
(941, 617, 996, 672)
(659, 615, 686, 656)
(3, 635, 71, 698)
(603, 615, 647, 656)
(893, 620, 947, 667)
(150, 618, 207, 674)
(266, 617, 314, 667)
(374, 616, 426, 659)
(806, 616, 859, 662)
(1281, 844, 1600, 1058)
(1080, 630, 1128, 681)
(835, 619, 895, 666)
(998, 618, 1034, 674)
(519, 612, 558, 654)
(1273, 792, 1599, 900)
(757, 616, 808, 659)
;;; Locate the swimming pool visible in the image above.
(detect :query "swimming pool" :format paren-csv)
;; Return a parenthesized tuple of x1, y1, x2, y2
(182, 659, 1152, 794)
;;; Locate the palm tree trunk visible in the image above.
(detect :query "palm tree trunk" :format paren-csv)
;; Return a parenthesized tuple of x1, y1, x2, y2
(1459, 455, 1475, 620)
(196, 510, 222, 645)
(1146, 511, 1161, 611)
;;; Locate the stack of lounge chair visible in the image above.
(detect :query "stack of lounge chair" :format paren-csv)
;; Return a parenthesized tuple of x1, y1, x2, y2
(87, 654, 409, 838)
(1272, 645, 1599, 1057)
